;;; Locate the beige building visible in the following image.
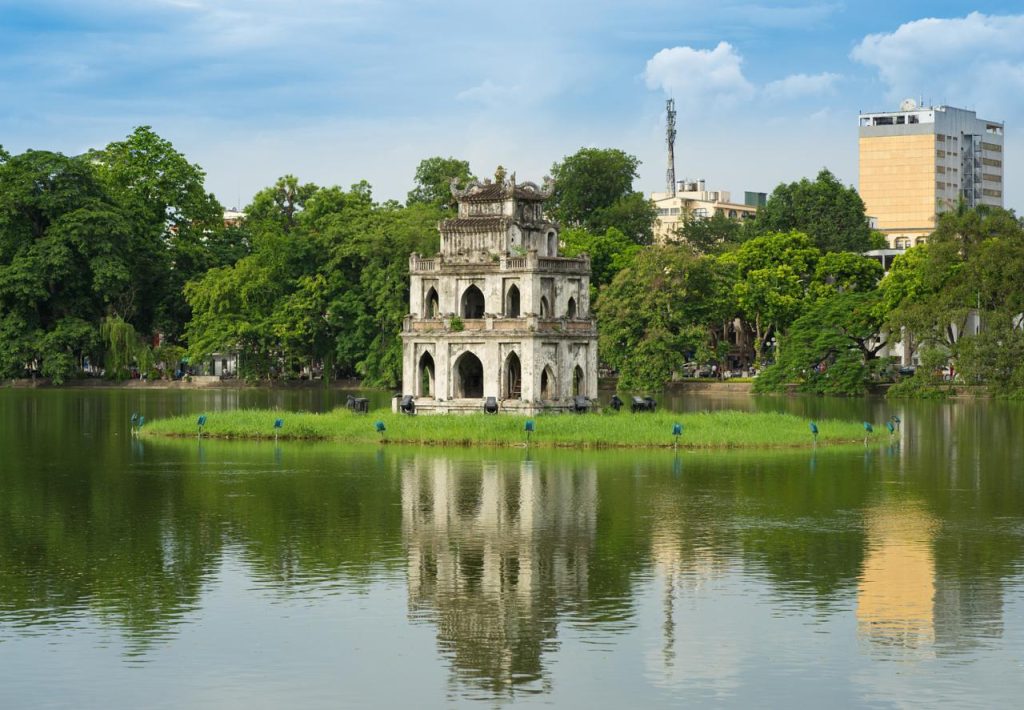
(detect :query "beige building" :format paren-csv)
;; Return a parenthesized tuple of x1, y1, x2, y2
(859, 102, 1005, 249)
(650, 179, 763, 244)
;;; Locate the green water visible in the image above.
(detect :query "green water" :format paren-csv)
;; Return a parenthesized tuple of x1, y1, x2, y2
(1, 389, 1022, 708)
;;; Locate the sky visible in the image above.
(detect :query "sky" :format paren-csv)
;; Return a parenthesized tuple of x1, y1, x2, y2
(2, 1, 1023, 211)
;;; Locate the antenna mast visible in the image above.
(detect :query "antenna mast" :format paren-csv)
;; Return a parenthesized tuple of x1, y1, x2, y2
(665, 99, 677, 196)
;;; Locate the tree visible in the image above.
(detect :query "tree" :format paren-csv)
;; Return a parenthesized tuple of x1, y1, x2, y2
(0, 149, 151, 382)
(755, 291, 888, 395)
(407, 157, 475, 209)
(597, 247, 731, 390)
(559, 227, 640, 290)
(809, 251, 883, 300)
(548, 148, 656, 245)
(720, 231, 820, 365)
(89, 126, 225, 339)
(755, 169, 872, 253)
(673, 210, 745, 254)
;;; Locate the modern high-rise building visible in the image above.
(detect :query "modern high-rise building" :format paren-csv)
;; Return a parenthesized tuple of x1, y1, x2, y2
(859, 102, 1005, 249)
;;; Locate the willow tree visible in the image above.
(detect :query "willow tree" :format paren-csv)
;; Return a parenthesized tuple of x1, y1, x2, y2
(100, 316, 152, 379)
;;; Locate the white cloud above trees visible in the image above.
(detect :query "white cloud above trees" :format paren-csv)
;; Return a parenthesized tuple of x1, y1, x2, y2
(851, 12, 1024, 115)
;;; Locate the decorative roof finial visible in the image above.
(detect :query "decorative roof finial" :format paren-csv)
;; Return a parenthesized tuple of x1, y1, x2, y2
(494, 165, 507, 185)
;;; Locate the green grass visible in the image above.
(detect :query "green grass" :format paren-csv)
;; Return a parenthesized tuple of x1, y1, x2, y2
(141, 408, 868, 450)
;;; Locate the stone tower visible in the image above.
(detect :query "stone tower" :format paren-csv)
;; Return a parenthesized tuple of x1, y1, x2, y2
(400, 170, 598, 413)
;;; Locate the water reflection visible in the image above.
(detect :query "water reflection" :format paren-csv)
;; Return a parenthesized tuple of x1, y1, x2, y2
(401, 455, 597, 695)
(2, 390, 1024, 707)
(857, 501, 938, 655)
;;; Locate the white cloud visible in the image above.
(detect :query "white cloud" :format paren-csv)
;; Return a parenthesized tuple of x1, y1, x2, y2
(643, 42, 755, 108)
(851, 12, 1024, 115)
(763, 72, 840, 100)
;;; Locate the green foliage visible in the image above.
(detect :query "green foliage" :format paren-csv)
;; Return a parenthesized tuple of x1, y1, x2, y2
(559, 226, 640, 290)
(673, 210, 745, 254)
(407, 156, 475, 209)
(755, 291, 887, 395)
(597, 247, 731, 390)
(721, 230, 820, 364)
(548, 148, 656, 245)
(754, 169, 872, 253)
(100, 316, 153, 380)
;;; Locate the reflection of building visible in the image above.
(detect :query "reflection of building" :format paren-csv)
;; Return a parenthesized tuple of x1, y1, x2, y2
(859, 102, 1005, 248)
(856, 502, 937, 653)
(401, 455, 597, 694)
(650, 179, 762, 244)
(401, 171, 598, 413)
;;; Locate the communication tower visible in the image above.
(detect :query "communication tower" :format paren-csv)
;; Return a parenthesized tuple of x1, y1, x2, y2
(665, 99, 677, 196)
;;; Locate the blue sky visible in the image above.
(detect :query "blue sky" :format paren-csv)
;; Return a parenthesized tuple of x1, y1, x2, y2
(2, 1, 1022, 211)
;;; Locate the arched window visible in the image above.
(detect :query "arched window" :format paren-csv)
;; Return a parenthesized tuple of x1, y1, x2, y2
(573, 365, 584, 396)
(915, 237, 928, 246)
(566, 297, 577, 319)
(540, 296, 550, 318)
(506, 284, 520, 317)
(540, 365, 556, 400)
(424, 287, 439, 318)
(894, 237, 910, 249)
(504, 352, 522, 399)
(418, 351, 435, 396)
(453, 352, 484, 398)
(547, 231, 558, 256)
(461, 284, 485, 319)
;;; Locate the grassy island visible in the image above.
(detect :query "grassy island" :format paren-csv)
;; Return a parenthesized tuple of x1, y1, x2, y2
(140, 409, 869, 449)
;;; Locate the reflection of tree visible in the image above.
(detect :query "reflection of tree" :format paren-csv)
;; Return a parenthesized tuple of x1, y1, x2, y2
(401, 455, 597, 696)
(735, 461, 872, 604)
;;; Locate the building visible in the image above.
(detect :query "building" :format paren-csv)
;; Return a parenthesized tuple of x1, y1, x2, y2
(650, 179, 763, 244)
(859, 101, 1005, 249)
(400, 171, 598, 413)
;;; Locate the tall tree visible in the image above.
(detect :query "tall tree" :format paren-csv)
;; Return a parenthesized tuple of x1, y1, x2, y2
(89, 126, 225, 338)
(597, 247, 731, 390)
(0, 150, 149, 382)
(548, 148, 656, 245)
(720, 231, 820, 365)
(406, 157, 475, 209)
(755, 169, 872, 253)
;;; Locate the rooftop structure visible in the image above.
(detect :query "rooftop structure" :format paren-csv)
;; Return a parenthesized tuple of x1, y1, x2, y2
(650, 179, 762, 244)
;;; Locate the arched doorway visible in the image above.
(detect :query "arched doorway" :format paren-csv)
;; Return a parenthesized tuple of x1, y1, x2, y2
(540, 365, 556, 400)
(505, 284, 520, 317)
(540, 296, 550, 318)
(418, 351, 435, 397)
(454, 352, 484, 398)
(424, 287, 439, 318)
(573, 365, 585, 396)
(566, 297, 577, 319)
(504, 352, 522, 399)
(461, 285, 485, 318)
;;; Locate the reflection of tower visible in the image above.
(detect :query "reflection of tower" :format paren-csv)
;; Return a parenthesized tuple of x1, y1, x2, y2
(402, 455, 597, 695)
(647, 478, 724, 678)
(856, 501, 937, 654)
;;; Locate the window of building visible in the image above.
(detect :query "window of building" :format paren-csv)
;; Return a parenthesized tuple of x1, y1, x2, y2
(908, 115, 919, 124)
(982, 142, 1002, 153)
(983, 174, 1002, 183)
(896, 115, 905, 125)
(983, 158, 1002, 168)
(983, 189, 1003, 198)
(895, 237, 910, 249)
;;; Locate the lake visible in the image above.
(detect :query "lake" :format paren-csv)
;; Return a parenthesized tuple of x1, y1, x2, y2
(1, 388, 1022, 708)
